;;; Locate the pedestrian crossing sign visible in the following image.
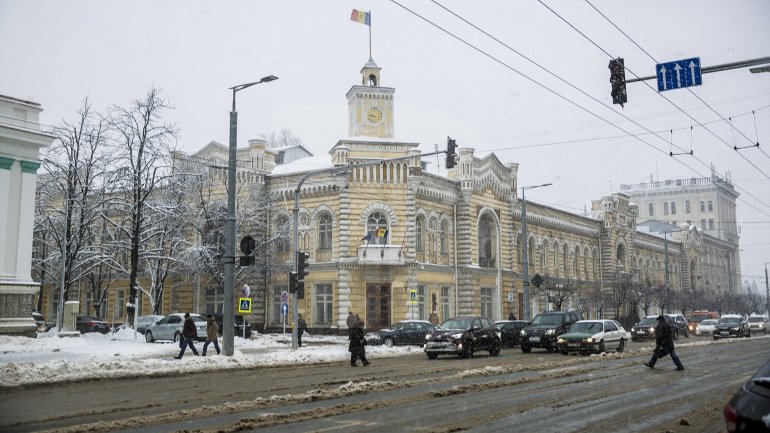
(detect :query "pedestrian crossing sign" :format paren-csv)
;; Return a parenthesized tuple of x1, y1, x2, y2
(238, 297, 252, 313)
(409, 289, 417, 304)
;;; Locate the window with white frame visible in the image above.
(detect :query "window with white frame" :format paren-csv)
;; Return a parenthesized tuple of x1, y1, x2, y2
(314, 283, 333, 325)
(116, 291, 125, 319)
(439, 221, 448, 255)
(318, 214, 332, 250)
(417, 285, 427, 320)
(206, 287, 223, 314)
(440, 286, 451, 323)
(271, 285, 288, 325)
(416, 216, 424, 252)
(367, 211, 389, 246)
(481, 287, 494, 318)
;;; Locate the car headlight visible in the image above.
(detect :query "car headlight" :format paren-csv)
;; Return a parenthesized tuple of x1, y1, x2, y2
(425, 334, 431, 340)
(649, 327, 655, 333)
(545, 329, 555, 335)
(520, 330, 527, 336)
(584, 338, 594, 343)
(557, 337, 565, 344)
(688, 325, 694, 330)
(451, 333, 463, 339)
(731, 327, 739, 331)
(495, 331, 501, 339)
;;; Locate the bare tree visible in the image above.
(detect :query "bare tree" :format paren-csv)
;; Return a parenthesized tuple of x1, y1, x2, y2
(607, 271, 641, 319)
(532, 274, 581, 312)
(33, 98, 111, 319)
(260, 128, 303, 149)
(109, 88, 178, 326)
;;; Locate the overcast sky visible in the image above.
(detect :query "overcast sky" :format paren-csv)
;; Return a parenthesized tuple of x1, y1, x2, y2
(2, 1, 769, 288)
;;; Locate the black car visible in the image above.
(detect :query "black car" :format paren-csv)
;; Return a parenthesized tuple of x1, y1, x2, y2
(495, 320, 529, 347)
(723, 359, 770, 432)
(631, 315, 682, 341)
(212, 313, 252, 339)
(519, 311, 583, 353)
(666, 313, 690, 338)
(365, 320, 435, 347)
(424, 316, 501, 359)
(76, 315, 111, 334)
(714, 315, 751, 340)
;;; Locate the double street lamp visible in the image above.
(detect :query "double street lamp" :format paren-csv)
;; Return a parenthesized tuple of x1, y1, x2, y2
(521, 183, 552, 321)
(224, 75, 278, 356)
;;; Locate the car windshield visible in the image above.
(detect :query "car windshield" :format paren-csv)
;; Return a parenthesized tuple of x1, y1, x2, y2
(570, 322, 602, 333)
(719, 317, 741, 324)
(748, 317, 766, 323)
(439, 318, 472, 330)
(638, 318, 657, 326)
(691, 314, 711, 322)
(531, 314, 564, 326)
(700, 320, 717, 325)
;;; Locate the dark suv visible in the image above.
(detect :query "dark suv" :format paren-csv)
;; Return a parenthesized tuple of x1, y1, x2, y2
(631, 315, 683, 341)
(212, 314, 252, 339)
(519, 311, 583, 353)
(424, 316, 501, 359)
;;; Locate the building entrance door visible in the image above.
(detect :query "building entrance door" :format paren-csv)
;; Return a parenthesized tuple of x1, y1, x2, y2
(366, 284, 390, 328)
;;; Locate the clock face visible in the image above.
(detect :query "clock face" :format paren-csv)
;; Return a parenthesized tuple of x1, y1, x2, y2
(365, 107, 383, 124)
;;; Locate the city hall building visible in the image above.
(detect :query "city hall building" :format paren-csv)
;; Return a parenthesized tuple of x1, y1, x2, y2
(167, 59, 741, 332)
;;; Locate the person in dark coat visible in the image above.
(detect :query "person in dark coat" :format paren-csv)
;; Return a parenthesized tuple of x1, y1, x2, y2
(508, 312, 517, 320)
(348, 318, 369, 367)
(202, 314, 220, 356)
(645, 315, 684, 370)
(297, 314, 308, 347)
(346, 311, 356, 328)
(175, 313, 199, 359)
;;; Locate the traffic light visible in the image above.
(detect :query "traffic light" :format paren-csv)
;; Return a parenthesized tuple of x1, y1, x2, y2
(446, 136, 457, 169)
(288, 271, 298, 293)
(608, 58, 627, 106)
(296, 281, 305, 299)
(296, 250, 309, 281)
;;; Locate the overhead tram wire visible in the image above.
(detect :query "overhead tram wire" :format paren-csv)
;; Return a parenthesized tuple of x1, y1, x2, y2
(582, 0, 770, 179)
(405, 0, 770, 219)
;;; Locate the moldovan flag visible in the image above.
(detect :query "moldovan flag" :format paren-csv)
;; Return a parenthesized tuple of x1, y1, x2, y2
(350, 9, 371, 26)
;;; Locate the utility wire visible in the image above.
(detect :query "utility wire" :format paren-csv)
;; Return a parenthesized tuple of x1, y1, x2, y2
(403, 0, 770, 219)
(581, 0, 770, 178)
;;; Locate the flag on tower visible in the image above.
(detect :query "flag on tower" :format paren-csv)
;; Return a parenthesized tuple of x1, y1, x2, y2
(350, 9, 371, 26)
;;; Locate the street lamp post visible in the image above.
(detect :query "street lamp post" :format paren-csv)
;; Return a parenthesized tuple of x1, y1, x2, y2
(224, 75, 277, 356)
(765, 262, 769, 316)
(521, 183, 552, 321)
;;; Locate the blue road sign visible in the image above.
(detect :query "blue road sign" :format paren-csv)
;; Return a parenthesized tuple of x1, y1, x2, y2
(657, 57, 702, 92)
(281, 303, 288, 316)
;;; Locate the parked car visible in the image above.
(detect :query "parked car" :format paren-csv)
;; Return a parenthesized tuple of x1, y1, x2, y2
(212, 313, 252, 339)
(144, 313, 207, 343)
(519, 310, 583, 353)
(747, 315, 769, 335)
(695, 319, 718, 336)
(365, 320, 435, 347)
(723, 359, 770, 433)
(714, 314, 751, 339)
(134, 315, 165, 334)
(494, 320, 529, 347)
(666, 313, 690, 338)
(556, 319, 627, 355)
(76, 315, 111, 334)
(424, 316, 501, 359)
(631, 315, 682, 341)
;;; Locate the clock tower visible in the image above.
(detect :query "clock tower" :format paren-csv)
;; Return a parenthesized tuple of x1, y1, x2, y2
(346, 58, 395, 138)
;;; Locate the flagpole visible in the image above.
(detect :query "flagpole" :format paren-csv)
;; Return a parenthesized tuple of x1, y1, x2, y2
(368, 10, 372, 59)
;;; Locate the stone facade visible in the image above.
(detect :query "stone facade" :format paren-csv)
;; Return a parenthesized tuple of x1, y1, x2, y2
(0, 95, 54, 336)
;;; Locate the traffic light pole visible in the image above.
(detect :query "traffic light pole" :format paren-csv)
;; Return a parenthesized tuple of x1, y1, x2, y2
(289, 150, 448, 348)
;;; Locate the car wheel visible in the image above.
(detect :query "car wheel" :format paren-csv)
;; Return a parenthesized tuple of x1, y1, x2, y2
(173, 332, 182, 343)
(597, 340, 605, 354)
(489, 339, 501, 356)
(521, 344, 532, 354)
(684, 329, 689, 338)
(427, 352, 438, 360)
(746, 330, 751, 338)
(560, 349, 568, 356)
(616, 338, 625, 353)
(713, 335, 718, 340)
(384, 337, 394, 347)
(463, 341, 475, 358)
(145, 331, 154, 343)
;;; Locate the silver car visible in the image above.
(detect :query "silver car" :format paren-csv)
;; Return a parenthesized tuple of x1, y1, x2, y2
(144, 313, 206, 343)
(134, 315, 165, 333)
(748, 316, 769, 334)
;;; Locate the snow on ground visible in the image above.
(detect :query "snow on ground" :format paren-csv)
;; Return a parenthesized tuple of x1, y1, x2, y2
(0, 329, 423, 388)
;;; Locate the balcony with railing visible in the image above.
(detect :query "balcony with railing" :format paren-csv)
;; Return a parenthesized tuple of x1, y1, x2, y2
(357, 244, 405, 265)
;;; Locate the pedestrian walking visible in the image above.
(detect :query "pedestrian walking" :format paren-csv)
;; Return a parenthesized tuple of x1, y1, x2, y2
(297, 314, 308, 347)
(348, 317, 369, 367)
(508, 312, 517, 320)
(202, 314, 220, 356)
(645, 315, 685, 371)
(429, 310, 440, 325)
(174, 313, 199, 359)
(346, 311, 356, 328)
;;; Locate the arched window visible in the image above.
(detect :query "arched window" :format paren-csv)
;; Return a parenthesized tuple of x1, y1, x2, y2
(671, 202, 677, 215)
(541, 240, 549, 273)
(563, 244, 569, 275)
(428, 218, 438, 255)
(439, 221, 448, 255)
(275, 216, 291, 252)
(573, 246, 580, 279)
(416, 216, 424, 251)
(552, 242, 559, 275)
(318, 214, 332, 250)
(367, 211, 389, 246)
(663, 202, 669, 215)
(478, 213, 496, 268)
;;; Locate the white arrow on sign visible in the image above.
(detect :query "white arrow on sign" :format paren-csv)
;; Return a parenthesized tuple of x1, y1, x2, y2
(673, 63, 683, 88)
(659, 65, 668, 90)
(689, 60, 698, 84)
